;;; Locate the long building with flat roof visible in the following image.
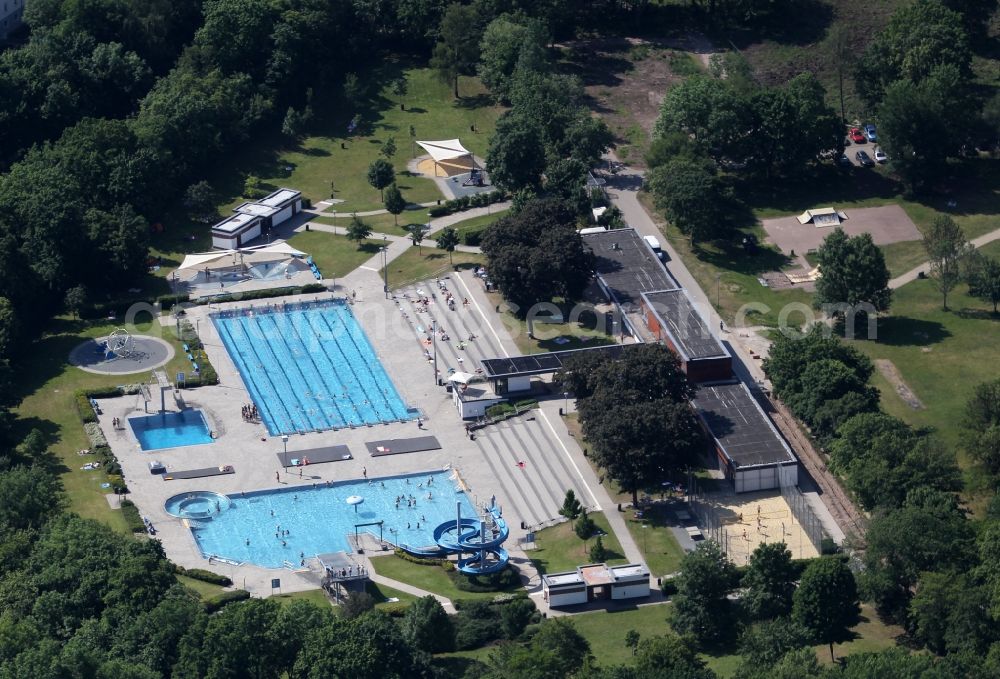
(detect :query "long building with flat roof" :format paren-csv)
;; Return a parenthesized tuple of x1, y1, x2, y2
(641, 289, 731, 382)
(692, 381, 797, 493)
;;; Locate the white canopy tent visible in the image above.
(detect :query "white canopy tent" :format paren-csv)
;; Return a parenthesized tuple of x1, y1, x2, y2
(416, 139, 476, 177)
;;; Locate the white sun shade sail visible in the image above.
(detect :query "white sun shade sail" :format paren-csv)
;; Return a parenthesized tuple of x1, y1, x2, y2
(416, 139, 472, 163)
(178, 242, 306, 270)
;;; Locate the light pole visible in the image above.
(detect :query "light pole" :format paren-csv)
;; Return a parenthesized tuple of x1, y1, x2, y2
(641, 523, 648, 554)
(381, 235, 389, 298)
(282, 435, 289, 473)
(196, 318, 200, 341)
(431, 319, 438, 384)
(563, 391, 568, 415)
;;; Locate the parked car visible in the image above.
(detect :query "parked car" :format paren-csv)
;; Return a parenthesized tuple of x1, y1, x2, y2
(849, 127, 866, 144)
(873, 147, 887, 163)
(864, 123, 877, 142)
(838, 153, 853, 168)
(855, 150, 874, 167)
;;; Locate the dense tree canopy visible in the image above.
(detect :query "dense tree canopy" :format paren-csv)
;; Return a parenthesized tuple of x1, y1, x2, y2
(814, 228, 891, 317)
(480, 198, 594, 312)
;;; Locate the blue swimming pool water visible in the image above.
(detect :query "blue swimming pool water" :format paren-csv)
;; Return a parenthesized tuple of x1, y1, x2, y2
(212, 300, 413, 436)
(178, 471, 476, 568)
(130, 410, 214, 451)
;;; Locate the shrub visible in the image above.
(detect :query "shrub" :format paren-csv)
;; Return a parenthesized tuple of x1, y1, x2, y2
(120, 500, 146, 534)
(85, 386, 124, 399)
(75, 392, 97, 424)
(84, 422, 108, 448)
(589, 535, 608, 563)
(379, 602, 410, 617)
(340, 591, 376, 619)
(393, 548, 447, 567)
(204, 589, 251, 613)
(660, 578, 678, 597)
(454, 616, 502, 650)
(500, 598, 536, 639)
(451, 565, 520, 592)
(463, 229, 484, 246)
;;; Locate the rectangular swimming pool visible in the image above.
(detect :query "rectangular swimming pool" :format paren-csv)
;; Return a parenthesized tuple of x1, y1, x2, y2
(130, 410, 214, 451)
(212, 300, 413, 435)
(176, 471, 477, 568)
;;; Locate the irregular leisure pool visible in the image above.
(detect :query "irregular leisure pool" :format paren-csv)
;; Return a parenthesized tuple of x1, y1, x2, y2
(130, 410, 214, 451)
(212, 299, 414, 436)
(174, 471, 477, 568)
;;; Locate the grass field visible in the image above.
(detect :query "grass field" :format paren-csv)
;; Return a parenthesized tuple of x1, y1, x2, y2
(852, 278, 1000, 468)
(383, 245, 485, 290)
(622, 505, 687, 577)
(451, 209, 509, 241)
(285, 231, 383, 280)
(313, 209, 431, 238)
(176, 574, 227, 599)
(222, 68, 501, 215)
(14, 315, 194, 531)
(528, 511, 627, 575)
(270, 589, 333, 608)
(368, 554, 522, 601)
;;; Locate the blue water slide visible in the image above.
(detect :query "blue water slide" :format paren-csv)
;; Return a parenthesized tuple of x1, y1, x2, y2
(428, 505, 510, 575)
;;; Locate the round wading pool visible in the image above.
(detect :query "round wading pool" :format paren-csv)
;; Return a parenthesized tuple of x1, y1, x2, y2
(165, 491, 231, 519)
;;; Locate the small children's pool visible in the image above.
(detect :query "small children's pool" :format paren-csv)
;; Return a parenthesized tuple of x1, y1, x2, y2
(130, 410, 214, 451)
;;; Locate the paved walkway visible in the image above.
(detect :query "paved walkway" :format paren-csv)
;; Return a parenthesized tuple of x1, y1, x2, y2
(890, 225, 1000, 289)
(307, 201, 440, 218)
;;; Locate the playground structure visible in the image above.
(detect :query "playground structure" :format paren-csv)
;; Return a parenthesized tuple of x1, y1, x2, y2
(408, 498, 510, 575)
(104, 329, 135, 359)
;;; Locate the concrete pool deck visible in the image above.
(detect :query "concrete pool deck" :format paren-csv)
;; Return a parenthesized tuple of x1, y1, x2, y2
(98, 265, 643, 599)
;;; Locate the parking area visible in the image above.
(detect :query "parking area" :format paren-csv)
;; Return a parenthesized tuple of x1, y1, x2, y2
(761, 204, 922, 257)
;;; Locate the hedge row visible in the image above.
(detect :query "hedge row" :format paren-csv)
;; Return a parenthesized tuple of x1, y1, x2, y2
(75, 391, 97, 424)
(119, 500, 147, 534)
(204, 589, 251, 613)
(192, 283, 326, 306)
(450, 565, 520, 593)
(392, 549, 455, 571)
(176, 565, 233, 586)
(428, 190, 506, 218)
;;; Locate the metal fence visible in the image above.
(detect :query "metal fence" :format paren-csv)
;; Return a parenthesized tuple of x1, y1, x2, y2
(780, 481, 825, 555)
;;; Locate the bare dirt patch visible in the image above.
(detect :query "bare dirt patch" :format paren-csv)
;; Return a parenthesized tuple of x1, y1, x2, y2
(875, 358, 925, 410)
(560, 35, 715, 167)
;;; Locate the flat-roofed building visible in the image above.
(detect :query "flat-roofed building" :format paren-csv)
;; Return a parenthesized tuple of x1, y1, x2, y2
(211, 213, 263, 250)
(693, 381, 798, 493)
(542, 562, 650, 608)
(641, 289, 732, 382)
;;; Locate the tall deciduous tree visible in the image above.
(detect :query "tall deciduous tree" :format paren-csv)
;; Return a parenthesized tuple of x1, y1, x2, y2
(763, 324, 874, 403)
(478, 16, 548, 105)
(855, 0, 971, 108)
(429, 3, 480, 98)
(401, 596, 454, 653)
(814, 228, 891, 316)
(366, 158, 394, 202)
(383, 184, 406, 225)
(435, 226, 459, 265)
(647, 159, 733, 244)
(345, 216, 372, 245)
(406, 223, 429, 253)
(672, 541, 738, 646)
(967, 253, 1000, 313)
(860, 489, 976, 620)
(922, 215, 971, 310)
(792, 557, 860, 662)
(480, 198, 593, 312)
(486, 113, 547, 193)
(742, 542, 797, 620)
(963, 378, 1000, 474)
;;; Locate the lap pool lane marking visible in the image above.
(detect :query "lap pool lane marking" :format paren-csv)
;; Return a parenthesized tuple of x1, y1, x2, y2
(453, 270, 601, 510)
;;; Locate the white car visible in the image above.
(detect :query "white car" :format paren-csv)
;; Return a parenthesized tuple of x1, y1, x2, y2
(873, 147, 888, 163)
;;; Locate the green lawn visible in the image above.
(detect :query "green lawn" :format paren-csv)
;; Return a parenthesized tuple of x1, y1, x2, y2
(622, 505, 686, 577)
(879, 239, 929, 279)
(451, 209, 509, 241)
(285, 231, 383, 279)
(528, 511, 627, 575)
(382, 245, 485, 290)
(270, 588, 333, 608)
(572, 605, 673, 665)
(368, 554, 523, 601)
(14, 316, 194, 531)
(367, 580, 418, 607)
(315, 210, 431, 237)
(485, 291, 617, 356)
(231, 68, 501, 215)
(852, 279, 1000, 458)
(176, 575, 227, 600)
